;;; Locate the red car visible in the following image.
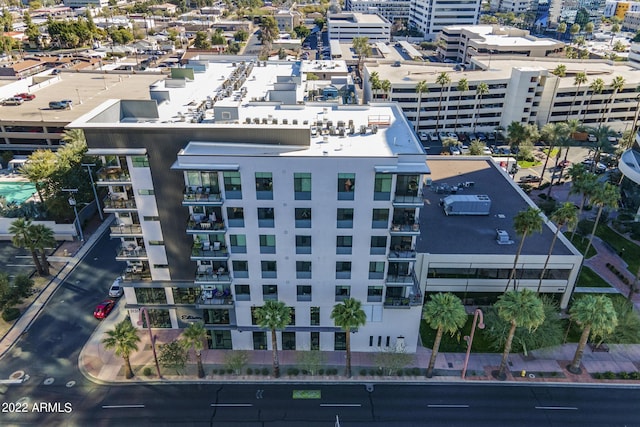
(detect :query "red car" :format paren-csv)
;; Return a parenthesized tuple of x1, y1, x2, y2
(14, 93, 36, 101)
(94, 299, 116, 319)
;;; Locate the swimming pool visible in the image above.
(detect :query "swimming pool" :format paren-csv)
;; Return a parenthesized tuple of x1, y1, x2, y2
(0, 181, 37, 204)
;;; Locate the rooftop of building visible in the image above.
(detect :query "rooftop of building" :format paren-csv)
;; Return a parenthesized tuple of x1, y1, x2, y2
(416, 157, 578, 257)
(328, 12, 389, 24)
(444, 25, 562, 47)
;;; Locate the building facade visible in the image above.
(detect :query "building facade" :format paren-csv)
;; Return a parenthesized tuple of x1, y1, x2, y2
(327, 12, 392, 42)
(344, 0, 412, 22)
(409, 0, 481, 40)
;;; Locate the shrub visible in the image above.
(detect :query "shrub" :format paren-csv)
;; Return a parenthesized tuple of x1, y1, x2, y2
(2, 307, 20, 322)
(593, 373, 602, 379)
(405, 368, 413, 376)
(360, 369, 367, 376)
(287, 368, 295, 376)
(412, 367, 421, 376)
(301, 369, 308, 375)
(369, 369, 377, 376)
(619, 372, 630, 380)
(143, 367, 152, 376)
(211, 369, 218, 374)
(227, 369, 233, 374)
(397, 370, 403, 377)
(246, 368, 253, 375)
(603, 371, 616, 379)
(261, 368, 269, 376)
(318, 369, 324, 375)
(631, 372, 640, 380)
(291, 368, 299, 376)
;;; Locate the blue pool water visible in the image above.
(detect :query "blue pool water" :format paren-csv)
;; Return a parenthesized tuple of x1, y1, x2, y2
(0, 181, 37, 204)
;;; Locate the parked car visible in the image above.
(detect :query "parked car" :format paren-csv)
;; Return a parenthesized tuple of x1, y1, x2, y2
(587, 134, 597, 142)
(14, 93, 35, 100)
(109, 277, 124, 298)
(449, 145, 461, 155)
(519, 174, 542, 183)
(419, 131, 428, 140)
(2, 97, 24, 106)
(482, 147, 492, 155)
(49, 101, 70, 110)
(429, 132, 439, 142)
(447, 132, 458, 140)
(94, 299, 116, 319)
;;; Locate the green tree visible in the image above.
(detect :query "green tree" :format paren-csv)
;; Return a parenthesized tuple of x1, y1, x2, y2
(414, 80, 429, 133)
(584, 78, 604, 124)
(538, 122, 569, 187)
(211, 28, 225, 45)
(556, 22, 567, 40)
(19, 149, 57, 203)
(570, 71, 588, 120)
(468, 139, 486, 155)
(423, 293, 467, 378)
(568, 295, 617, 373)
(495, 290, 545, 380)
(380, 79, 391, 101)
(224, 350, 249, 375)
(352, 36, 371, 72)
(583, 182, 620, 256)
(233, 29, 248, 41)
(506, 208, 543, 291)
(569, 23, 581, 44)
(538, 203, 578, 293)
(331, 298, 366, 378)
(255, 300, 291, 378)
(569, 169, 598, 240)
(296, 350, 326, 376)
(259, 15, 279, 44)
(474, 82, 489, 133)
(373, 348, 414, 376)
(194, 31, 211, 49)
(369, 71, 381, 100)
(435, 72, 451, 134)
(158, 340, 187, 375)
(453, 78, 469, 132)
(31, 223, 55, 276)
(1, 9, 13, 32)
(102, 319, 141, 379)
(591, 124, 617, 172)
(293, 25, 310, 39)
(9, 218, 44, 276)
(181, 322, 207, 378)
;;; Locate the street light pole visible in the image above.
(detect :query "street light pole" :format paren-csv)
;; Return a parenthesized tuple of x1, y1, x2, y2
(461, 308, 485, 379)
(81, 163, 103, 221)
(61, 188, 83, 243)
(138, 307, 162, 379)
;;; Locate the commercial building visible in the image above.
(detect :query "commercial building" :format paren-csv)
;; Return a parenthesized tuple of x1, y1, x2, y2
(489, 0, 535, 14)
(549, 0, 606, 25)
(409, 0, 481, 40)
(344, 0, 412, 22)
(62, 0, 109, 8)
(327, 12, 392, 43)
(275, 9, 303, 32)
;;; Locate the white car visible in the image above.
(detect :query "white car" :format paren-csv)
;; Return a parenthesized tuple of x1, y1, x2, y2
(482, 147, 492, 155)
(587, 134, 597, 142)
(109, 277, 124, 298)
(449, 146, 461, 155)
(429, 132, 439, 142)
(419, 131, 428, 140)
(447, 132, 459, 141)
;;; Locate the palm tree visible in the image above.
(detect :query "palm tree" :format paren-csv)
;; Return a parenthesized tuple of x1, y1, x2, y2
(494, 289, 545, 380)
(570, 71, 588, 120)
(600, 76, 625, 126)
(560, 119, 582, 169)
(415, 80, 429, 133)
(505, 208, 543, 292)
(18, 149, 56, 203)
(9, 218, 43, 275)
(423, 293, 467, 378)
(181, 321, 207, 378)
(453, 78, 469, 132)
(537, 203, 578, 293)
(584, 182, 620, 256)
(435, 72, 451, 134)
(473, 82, 489, 133)
(591, 125, 617, 172)
(569, 23, 581, 44)
(556, 22, 567, 41)
(255, 300, 291, 378)
(568, 295, 618, 373)
(569, 170, 598, 240)
(369, 71, 381, 101)
(583, 78, 604, 124)
(331, 298, 366, 378)
(546, 64, 566, 123)
(538, 122, 568, 188)
(380, 79, 391, 101)
(102, 319, 141, 379)
(31, 223, 56, 276)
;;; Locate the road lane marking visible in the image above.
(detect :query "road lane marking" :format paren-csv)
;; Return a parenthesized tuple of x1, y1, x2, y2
(428, 404, 469, 408)
(320, 404, 361, 407)
(535, 406, 578, 410)
(210, 404, 253, 407)
(102, 405, 145, 409)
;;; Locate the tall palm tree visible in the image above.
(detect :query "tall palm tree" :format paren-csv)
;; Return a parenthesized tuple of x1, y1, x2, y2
(435, 72, 451, 133)
(570, 71, 588, 120)
(600, 76, 625, 126)
(415, 80, 429, 133)
(181, 321, 207, 378)
(423, 293, 467, 378)
(102, 319, 141, 379)
(368, 71, 381, 101)
(380, 79, 391, 101)
(584, 182, 620, 256)
(583, 78, 604, 125)
(9, 218, 44, 275)
(505, 208, 543, 292)
(568, 295, 618, 373)
(537, 203, 578, 293)
(453, 78, 469, 132)
(538, 122, 568, 188)
(495, 289, 545, 380)
(473, 82, 489, 133)
(546, 64, 566, 123)
(255, 300, 291, 378)
(591, 125, 617, 172)
(556, 22, 567, 41)
(560, 119, 582, 168)
(569, 170, 598, 239)
(31, 223, 56, 276)
(331, 298, 366, 378)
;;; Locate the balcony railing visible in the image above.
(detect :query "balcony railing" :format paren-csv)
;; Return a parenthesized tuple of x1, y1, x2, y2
(104, 197, 137, 210)
(388, 248, 417, 259)
(183, 189, 223, 205)
(186, 220, 226, 233)
(191, 245, 229, 259)
(110, 224, 143, 235)
(383, 296, 422, 308)
(390, 223, 420, 233)
(195, 292, 234, 306)
(386, 274, 417, 285)
(97, 167, 131, 183)
(393, 195, 423, 206)
(122, 270, 152, 281)
(195, 271, 232, 283)
(116, 245, 147, 258)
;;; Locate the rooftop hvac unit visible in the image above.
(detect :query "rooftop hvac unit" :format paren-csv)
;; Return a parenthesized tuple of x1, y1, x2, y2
(442, 195, 491, 216)
(496, 229, 514, 245)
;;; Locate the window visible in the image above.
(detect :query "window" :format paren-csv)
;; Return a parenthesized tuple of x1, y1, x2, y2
(263, 284, 278, 300)
(289, 308, 296, 325)
(261, 261, 277, 278)
(139, 309, 171, 328)
(131, 156, 149, 167)
(227, 207, 244, 227)
(372, 209, 389, 228)
(335, 332, 346, 350)
(138, 189, 154, 195)
(204, 309, 231, 325)
(253, 331, 267, 349)
(337, 208, 354, 228)
(369, 262, 385, 279)
(207, 330, 232, 349)
(257, 208, 275, 227)
(338, 173, 355, 200)
(143, 216, 160, 221)
(374, 173, 392, 200)
(235, 284, 250, 301)
(232, 260, 249, 278)
(223, 171, 242, 199)
(367, 286, 383, 302)
(336, 262, 351, 279)
(370, 236, 387, 255)
(295, 208, 311, 228)
(172, 287, 200, 304)
(153, 264, 169, 269)
(311, 331, 320, 350)
(296, 235, 312, 254)
(255, 172, 273, 200)
(134, 288, 167, 304)
(230, 234, 247, 253)
(259, 234, 276, 254)
(296, 261, 312, 279)
(251, 306, 260, 325)
(297, 285, 312, 301)
(310, 306, 320, 325)
(336, 236, 353, 255)
(335, 285, 350, 301)
(148, 240, 164, 245)
(282, 332, 296, 350)
(294, 172, 311, 200)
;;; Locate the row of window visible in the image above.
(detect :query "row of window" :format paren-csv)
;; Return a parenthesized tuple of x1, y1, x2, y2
(224, 207, 394, 229)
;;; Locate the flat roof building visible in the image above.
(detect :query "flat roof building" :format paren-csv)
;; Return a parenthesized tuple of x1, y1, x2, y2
(409, 0, 481, 40)
(327, 12, 391, 42)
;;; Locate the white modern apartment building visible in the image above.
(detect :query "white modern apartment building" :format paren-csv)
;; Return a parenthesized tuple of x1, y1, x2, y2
(489, 0, 534, 13)
(344, 0, 412, 22)
(437, 25, 564, 64)
(363, 58, 640, 133)
(409, 0, 481, 40)
(327, 12, 392, 42)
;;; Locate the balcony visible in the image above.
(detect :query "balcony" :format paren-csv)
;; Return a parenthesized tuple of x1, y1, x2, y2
(115, 245, 147, 261)
(393, 194, 423, 208)
(383, 295, 422, 309)
(388, 247, 417, 261)
(122, 269, 152, 282)
(110, 224, 143, 237)
(195, 270, 232, 284)
(96, 167, 131, 185)
(195, 289, 234, 308)
(191, 244, 229, 260)
(390, 223, 420, 235)
(103, 196, 137, 212)
(186, 219, 226, 234)
(386, 273, 418, 286)
(183, 188, 223, 206)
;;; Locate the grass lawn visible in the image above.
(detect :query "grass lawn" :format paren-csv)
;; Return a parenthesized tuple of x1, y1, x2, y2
(595, 224, 640, 274)
(577, 266, 612, 288)
(542, 148, 560, 157)
(518, 159, 542, 168)
(565, 233, 598, 258)
(420, 317, 497, 353)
